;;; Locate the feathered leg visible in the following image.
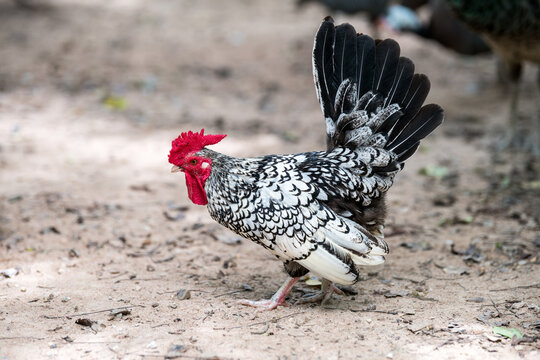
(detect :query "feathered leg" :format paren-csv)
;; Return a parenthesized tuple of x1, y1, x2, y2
(525, 68, 540, 156)
(238, 276, 299, 311)
(500, 64, 540, 156)
(295, 279, 345, 305)
(497, 62, 521, 152)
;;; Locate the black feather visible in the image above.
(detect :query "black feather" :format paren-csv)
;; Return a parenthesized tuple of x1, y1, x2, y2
(355, 34, 376, 100)
(396, 141, 420, 163)
(313, 17, 336, 119)
(388, 104, 444, 156)
(387, 74, 431, 143)
(384, 57, 414, 107)
(371, 160, 401, 175)
(373, 39, 400, 98)
(375, 109, 403, 135)
(333, 24, 358, 89)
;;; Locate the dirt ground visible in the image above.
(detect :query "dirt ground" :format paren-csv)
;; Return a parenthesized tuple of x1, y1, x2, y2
(1, 0, 539, 359)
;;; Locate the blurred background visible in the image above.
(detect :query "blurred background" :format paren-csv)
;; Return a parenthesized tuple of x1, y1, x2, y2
(0, 1, 538, 359)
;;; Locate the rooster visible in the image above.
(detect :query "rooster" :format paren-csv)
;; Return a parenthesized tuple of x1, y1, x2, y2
(169, 17, 443, 310)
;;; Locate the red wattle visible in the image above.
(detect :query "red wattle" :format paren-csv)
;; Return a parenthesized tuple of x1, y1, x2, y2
(184, 172, 208, 205)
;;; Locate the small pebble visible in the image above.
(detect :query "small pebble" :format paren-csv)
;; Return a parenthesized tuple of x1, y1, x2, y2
(166, 344, 186, 358)
(152, 303, 159, 308)
(176, 289, 191, 300)
(1, 268, 19, 278)
(68, 249, 80, 258)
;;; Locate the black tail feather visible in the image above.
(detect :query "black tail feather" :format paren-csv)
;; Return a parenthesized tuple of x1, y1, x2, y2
(387, 104, 444, 157)
(313, 16, 336, 119)
(355, 34, 376, 99)
(374, 39, 401, 98)
(375, 109, 403, 135)
(396, 141, 420, 163)
(333, 24, 358, 91)
(384, 57, 414, 107)
(312, 17, 443, 160)
(387, 74, 431, 143)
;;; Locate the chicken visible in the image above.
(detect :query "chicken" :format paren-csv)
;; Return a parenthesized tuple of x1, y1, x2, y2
(447, 0, 540, 155)
(169, 17, 443, 310)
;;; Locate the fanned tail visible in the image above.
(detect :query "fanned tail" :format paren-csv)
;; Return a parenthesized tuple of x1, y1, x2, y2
(312, 17, 443, 168)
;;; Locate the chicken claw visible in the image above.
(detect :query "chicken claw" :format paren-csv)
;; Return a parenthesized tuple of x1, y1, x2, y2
(238, 276, 299, 311)
(296, 279, 345, 305)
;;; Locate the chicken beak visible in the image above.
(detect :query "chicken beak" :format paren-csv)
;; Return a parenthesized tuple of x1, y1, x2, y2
(171, 165, 182, 173)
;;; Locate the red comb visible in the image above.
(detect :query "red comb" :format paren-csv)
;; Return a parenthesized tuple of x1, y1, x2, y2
(168, 129, 226, 165)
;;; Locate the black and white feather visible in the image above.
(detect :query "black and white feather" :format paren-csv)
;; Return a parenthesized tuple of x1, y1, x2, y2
(199, 17, 443, 286)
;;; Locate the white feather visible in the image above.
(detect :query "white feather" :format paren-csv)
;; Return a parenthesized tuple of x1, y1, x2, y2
(297, 244, 358, 285)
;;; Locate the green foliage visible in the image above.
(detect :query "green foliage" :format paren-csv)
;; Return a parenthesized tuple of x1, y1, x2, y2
(419, 165, 449, 179)
(493, 326, 523, 339)
(103, 95, 128, 110)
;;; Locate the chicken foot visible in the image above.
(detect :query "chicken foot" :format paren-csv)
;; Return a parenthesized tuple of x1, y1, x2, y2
(295, 278, 345, 305)
(238, 276, 299, 311)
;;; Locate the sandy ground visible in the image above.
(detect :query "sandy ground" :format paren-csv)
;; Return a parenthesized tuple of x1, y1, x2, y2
(1, 0, 539, 359)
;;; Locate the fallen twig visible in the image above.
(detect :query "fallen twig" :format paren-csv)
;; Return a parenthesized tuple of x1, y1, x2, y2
(391, 275, 425, 284)
(348, 308, 399, 315)
(97, 271, 129, 280)
(488, 296, 501, 317)
(167, 330, 186, 335)
(214, 290, 246, 298)
(0, 336, 45, 341)
(151, 323, 170, 329)
(489, 283, 540, 292)
(434, 338, 454, 350)
(114, 277, 164, 283)
(72, 341, 121, 344)
(214, 312, 305, 330)
(136, 355, 229, 360)
(126, 244, 162, 258)
(151, 255, 175, 263)
(156, 289, 208, 295)
(43, 305, 144, 319)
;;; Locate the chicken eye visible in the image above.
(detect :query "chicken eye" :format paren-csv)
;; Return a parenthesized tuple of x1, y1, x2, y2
(190, 159, 198, 165)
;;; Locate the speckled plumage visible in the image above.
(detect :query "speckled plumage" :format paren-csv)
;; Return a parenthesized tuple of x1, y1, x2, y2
(170, 17, 443, 307)
(201, 146, 392, 284)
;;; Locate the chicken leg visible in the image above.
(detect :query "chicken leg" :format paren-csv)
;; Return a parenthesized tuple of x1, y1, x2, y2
(527, 68, 540, 156)
(296, 278, 345, 305)
(238, 276, 299, 311)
